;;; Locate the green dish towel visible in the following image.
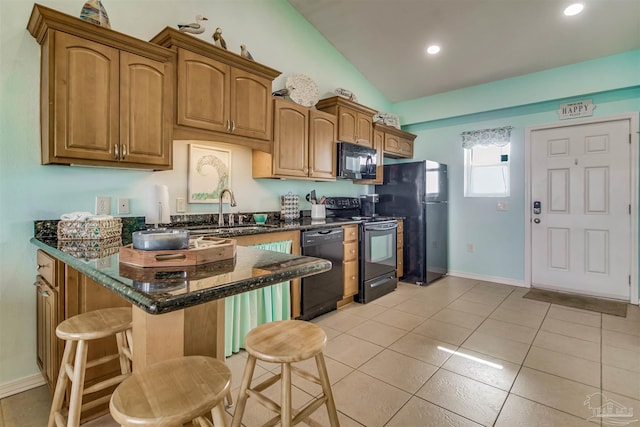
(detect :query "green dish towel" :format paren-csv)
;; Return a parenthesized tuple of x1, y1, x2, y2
(224, 240, 292, 356)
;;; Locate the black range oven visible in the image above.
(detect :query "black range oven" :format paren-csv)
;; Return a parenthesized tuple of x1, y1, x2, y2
(324, 197, 398, 303)
(359, 220, 397, 303)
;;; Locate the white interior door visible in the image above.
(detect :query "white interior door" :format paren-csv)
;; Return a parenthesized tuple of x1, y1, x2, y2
(531, 119, 631, 301)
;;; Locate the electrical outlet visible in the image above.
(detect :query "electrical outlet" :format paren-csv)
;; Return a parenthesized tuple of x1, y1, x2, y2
(96, 257, 111, 269)
(95, 196, 111, 215)
(176, 197, 186, 213)
(117, 198, 130, 214)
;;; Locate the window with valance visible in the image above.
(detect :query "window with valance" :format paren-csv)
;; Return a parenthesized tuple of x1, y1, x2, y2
(462, 126, 513, 197)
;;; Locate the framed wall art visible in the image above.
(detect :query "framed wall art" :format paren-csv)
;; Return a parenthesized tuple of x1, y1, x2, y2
(188, 144, 231, 203)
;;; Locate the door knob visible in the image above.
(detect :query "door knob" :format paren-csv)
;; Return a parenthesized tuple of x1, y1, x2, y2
(533, 218, 541, 224)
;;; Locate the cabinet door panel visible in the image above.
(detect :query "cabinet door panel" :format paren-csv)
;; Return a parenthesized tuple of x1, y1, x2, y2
(273, 101, 308, 177)
(343, 260, 359, 297)
(53, 31, 119, 161)
(309, 110, 337, 179)
(356, 112, 373, 147)
(230, 68, 272, 140)
(36, 277, 58, 391)
(337, 106, 357, 143)
(178, 49, 229, 132)
(120, 52, 171, 166)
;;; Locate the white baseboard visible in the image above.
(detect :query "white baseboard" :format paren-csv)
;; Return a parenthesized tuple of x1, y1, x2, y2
(0, 374, 45, 399)
(447, 270, 527, 288)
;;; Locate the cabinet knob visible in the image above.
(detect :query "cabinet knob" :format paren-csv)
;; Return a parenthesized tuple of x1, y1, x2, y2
(121, 144, 127, 159)
(114, 144, 119, 159)
(36, 264, 45, 270)
(230, 120, 236, 133)
(350, 249, 356, 254)
(351, 276, 356, 280)
(40, 290, 50, 297)
(226, 120, 231, 132)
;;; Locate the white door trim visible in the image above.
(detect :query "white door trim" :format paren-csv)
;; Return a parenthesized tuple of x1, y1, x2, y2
(524, 113, 639, 305)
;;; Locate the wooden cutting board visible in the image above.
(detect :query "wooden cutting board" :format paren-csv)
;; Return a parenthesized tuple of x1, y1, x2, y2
(119, 237, 236, 267)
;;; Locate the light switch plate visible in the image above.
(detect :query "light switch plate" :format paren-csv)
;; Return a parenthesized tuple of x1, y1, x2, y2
(95, 196, 111, 215)
(176, 197, 186, 213)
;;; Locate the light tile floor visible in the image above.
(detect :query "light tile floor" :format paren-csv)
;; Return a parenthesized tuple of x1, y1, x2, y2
(3, 276, 640, 426)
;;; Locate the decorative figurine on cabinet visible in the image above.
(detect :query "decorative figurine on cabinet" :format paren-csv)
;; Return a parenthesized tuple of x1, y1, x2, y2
(177, 15, 208, 34)
(79, 0, 110, 28)
(213, 27, 227, 49)
(240, 44, 254, 60)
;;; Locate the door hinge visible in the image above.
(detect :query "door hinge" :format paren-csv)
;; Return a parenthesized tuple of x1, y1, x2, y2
(630, 204, 632, 215)
(630, 133, 632, 144)
(629, 275, 632, 286)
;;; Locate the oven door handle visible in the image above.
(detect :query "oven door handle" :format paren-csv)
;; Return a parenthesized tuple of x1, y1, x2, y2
(364, 223, 398, 232)
(370, 274, 396, 288)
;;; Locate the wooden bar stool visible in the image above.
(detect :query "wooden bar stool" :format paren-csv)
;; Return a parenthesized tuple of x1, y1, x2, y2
(231, 320, 340, 427)
(109, 355, 231, 427)
(48, 307, 133, 427)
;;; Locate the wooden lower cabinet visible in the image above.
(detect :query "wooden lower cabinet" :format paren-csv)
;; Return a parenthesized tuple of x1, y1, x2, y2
(35, 250, 62, 392)
(35, 275, 59, 392)
(397, 220, 404, 279)
(342, 225, 359, 300)
(35, 249, 131, 422)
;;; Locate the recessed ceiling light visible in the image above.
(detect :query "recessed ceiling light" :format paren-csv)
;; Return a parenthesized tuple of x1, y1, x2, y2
(564, 3, 584, 16)
(426, 45, 441, 55)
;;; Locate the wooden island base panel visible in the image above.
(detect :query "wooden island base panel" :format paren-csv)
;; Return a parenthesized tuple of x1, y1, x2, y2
(131, 298, 225, 370)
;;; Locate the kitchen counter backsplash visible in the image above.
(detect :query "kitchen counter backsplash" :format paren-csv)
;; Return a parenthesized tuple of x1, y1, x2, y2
(34, 211, 284, 242)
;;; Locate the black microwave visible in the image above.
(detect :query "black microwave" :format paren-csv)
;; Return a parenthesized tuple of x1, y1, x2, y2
(337, 141, 377, 180)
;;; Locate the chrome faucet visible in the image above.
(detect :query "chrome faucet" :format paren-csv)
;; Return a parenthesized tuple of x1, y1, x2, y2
(218, 188, 237, 226)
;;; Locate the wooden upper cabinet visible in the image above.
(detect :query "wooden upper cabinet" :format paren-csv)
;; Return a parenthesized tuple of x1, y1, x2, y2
(51, 32, 119, 162)
(309, 109, 337, 179)
(120, 52, 173, 167)
(27, 4, 175, 170)
(253, 98, 336, 181)
(316, 96, 376, 148)
(230, 68, 273, 140)
(272, 100, 309, 178)
(178, 49, 230, 133)
(150, 28, 281, 152)
(377, 123, 416, 159)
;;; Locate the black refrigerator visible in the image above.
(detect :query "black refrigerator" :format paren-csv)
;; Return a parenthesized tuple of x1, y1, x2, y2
(375, 160, 448, 284)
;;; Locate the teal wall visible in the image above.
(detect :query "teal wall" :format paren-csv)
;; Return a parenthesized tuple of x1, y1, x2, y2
(401, 87, 640, 282)
(1, 0, 639, 392)
(0, 0, 389, 389)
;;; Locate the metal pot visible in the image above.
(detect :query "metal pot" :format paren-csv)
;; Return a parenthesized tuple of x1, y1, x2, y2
(132, 229, 189, 251)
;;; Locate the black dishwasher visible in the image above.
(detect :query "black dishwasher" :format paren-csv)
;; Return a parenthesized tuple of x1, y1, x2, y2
(299, 228, 344, 320)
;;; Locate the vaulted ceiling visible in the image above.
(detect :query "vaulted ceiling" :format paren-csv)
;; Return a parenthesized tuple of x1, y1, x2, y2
(288, 0, 640, 103)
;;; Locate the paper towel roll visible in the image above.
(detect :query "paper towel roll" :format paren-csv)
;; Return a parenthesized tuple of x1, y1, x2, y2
(145, 184, 171, 225)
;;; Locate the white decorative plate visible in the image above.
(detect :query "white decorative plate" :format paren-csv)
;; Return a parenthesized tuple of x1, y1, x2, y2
(286, 74, 320, 108)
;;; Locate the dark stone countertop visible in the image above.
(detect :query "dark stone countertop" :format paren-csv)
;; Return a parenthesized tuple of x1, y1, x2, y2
(31, 236, 331, 315)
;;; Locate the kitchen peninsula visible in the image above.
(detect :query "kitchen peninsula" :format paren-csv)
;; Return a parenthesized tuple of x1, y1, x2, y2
(31, 235, 331, 370)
